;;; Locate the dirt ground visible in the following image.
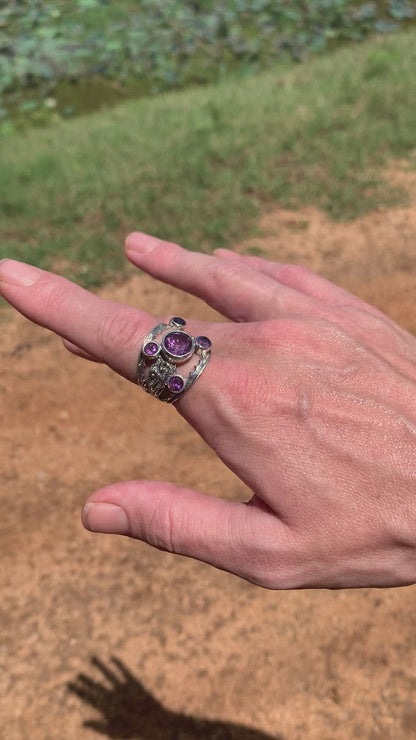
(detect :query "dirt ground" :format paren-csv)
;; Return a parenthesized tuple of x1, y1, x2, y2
(1, 162, 416, 740)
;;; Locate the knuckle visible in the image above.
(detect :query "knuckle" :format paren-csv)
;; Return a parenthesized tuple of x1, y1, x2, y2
(208, 260, 237, 290)
(247, 550, 307, 590)
(98, 306, 143, 359)
(147, 497, 176, 553)
(242, 548, 295, 590)
(249, 318, 283, 344)
(146, 239, 182, 271)
(36, 275, 73, 316)
(214, 360, 264, 423)
(276, 263, 314, 285)
(242, 317, 306, 350)
(240, 511, 307, 590)
(206, 262, 252, 321)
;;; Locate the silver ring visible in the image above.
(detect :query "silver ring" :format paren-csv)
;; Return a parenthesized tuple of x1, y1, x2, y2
(137, 317, 211, 403)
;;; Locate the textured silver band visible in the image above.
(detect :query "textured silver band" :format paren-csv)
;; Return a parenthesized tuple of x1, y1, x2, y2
(137, 317, 211, 403)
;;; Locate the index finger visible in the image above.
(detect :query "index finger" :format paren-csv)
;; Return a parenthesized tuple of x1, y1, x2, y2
(0, 258, 155, 381)
(0, 258, 231, 424)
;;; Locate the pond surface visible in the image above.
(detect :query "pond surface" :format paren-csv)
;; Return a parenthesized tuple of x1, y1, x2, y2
(0, 0, 415, 134)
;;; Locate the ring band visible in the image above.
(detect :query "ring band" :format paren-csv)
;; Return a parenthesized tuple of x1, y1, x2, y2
(137, 317, 211, 403)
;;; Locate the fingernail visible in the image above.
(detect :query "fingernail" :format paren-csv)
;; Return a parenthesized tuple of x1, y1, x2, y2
(82, 502, 130, 535)
(0, 259, 41, 287)
(125, 232, 159, 254)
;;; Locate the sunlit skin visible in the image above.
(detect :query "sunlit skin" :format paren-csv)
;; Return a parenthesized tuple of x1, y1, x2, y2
(1, 232, 416, 589)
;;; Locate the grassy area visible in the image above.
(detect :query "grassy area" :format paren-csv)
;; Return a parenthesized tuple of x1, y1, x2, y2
(1, 29, 416, 288)
(1, 0, 415, 132)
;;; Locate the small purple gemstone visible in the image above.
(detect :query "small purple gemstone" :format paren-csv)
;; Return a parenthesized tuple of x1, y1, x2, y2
(168, 375, 184, 393)
(196, 335, 211, 350)
(163, 331, 193, 357)
(171, 316, 186, 327)
(143, 341, 159, 357)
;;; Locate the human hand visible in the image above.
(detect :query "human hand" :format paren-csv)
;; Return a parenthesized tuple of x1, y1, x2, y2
(1, 233, 416, 589)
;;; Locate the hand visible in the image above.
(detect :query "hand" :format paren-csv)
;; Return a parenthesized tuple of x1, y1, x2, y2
(1, 233, 416, 589)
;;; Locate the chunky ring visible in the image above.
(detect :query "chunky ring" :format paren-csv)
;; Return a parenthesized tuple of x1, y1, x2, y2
(137, 317, 212, 403)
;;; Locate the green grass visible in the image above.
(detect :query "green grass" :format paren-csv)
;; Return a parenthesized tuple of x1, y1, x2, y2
(1, 29, 416, 288)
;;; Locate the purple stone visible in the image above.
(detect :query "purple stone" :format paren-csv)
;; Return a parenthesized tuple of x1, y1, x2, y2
(196, 335, 211, 350)
(168, 375, 185, 393)
(143, 341, 159, 357)
(163, 331, 193, 357)
(171, 316, 186, 327)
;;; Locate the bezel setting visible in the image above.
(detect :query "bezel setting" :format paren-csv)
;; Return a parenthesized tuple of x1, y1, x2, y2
(142, 340, 161, 358)
(170, 316, 186, 328)
(167, 375, 185, 394)
(162, 331, 195, 363)
(195, 335, 212, 350)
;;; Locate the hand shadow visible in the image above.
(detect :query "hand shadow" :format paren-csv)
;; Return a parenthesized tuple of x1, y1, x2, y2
(67, 656, 282, 739)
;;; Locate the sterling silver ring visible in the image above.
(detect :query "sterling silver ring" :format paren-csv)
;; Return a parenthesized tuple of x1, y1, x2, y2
(137, 317, 211, 403)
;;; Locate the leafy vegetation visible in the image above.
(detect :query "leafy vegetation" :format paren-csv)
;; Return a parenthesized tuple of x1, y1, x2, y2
(1, 30, 415, 290)
(0, 0, 415, 133)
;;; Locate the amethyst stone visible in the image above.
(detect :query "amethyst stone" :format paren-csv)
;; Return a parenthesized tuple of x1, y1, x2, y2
(171, 316, 186, 327)
(196, 336, 211, 350)
(143, 341, 159, 357)
(168, 375, 185, 393)
(162, 331, 193, 359)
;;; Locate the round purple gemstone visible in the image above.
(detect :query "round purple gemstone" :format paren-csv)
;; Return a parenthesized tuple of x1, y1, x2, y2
(196, 335, 211, 350)
(163, 331, 193, 358)
(171, 316, 186, 327)
(143, 341, 159, 357)
(168, 375, 185, 393)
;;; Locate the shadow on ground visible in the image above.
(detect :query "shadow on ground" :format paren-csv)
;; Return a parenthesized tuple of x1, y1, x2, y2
(68, 657, 281, 740)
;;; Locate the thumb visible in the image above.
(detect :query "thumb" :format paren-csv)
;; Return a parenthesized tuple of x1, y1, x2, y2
(81, 480, 286, 586)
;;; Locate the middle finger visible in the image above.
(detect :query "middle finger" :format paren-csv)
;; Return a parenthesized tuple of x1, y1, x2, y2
(125, 232, 320, 322)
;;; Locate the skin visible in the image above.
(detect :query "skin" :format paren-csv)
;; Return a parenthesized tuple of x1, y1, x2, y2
(1, 232, 416, 589)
